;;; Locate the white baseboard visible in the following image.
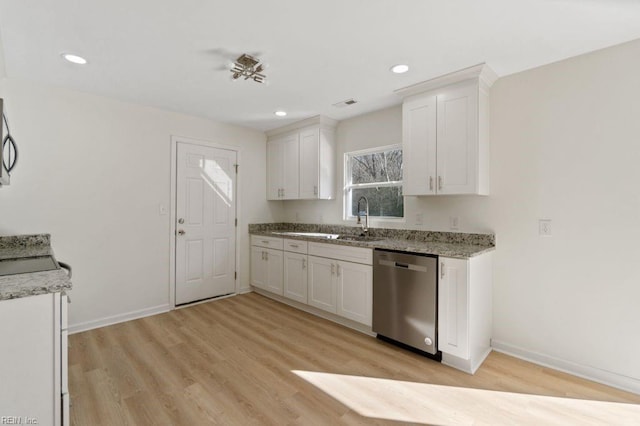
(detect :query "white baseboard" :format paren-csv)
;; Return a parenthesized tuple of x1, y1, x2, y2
(68, 304, 171, 334)
(492, 340, 640, 395)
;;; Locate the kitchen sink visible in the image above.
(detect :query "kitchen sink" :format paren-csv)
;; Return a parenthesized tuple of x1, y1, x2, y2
(337, 235, 384, 242)
(276, 232, 340, 239)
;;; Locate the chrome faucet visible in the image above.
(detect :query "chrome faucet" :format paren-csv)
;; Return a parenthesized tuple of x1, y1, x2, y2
(356, 196, 369, 235)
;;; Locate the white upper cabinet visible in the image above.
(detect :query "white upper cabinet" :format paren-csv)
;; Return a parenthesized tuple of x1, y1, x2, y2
(266, 116, 336, 201)
(267, 132, 299, 200)
(398, 63, 497, 196)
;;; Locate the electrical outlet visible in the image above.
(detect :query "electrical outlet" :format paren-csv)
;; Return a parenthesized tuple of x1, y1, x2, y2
(539, 219, 552, 236)
(415, 213, 424, 226)
(449, 216, 459, 230)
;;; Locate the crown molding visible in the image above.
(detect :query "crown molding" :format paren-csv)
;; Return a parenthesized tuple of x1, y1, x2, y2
(266, 115, 338, 138)
(394, 63, 499, 99)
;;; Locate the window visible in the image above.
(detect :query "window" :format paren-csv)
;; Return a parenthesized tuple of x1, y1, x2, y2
(344, 145, 403, 219)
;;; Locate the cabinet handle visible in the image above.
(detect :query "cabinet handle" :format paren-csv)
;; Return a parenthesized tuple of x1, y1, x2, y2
(441, 262, 445, 279)
(314, 185, 318, 195)
(429, 176, 434, 191)
(337, 264, 341, 277)
(265, 252, 269, 261)
(438, 176, 443, 190)
(261, 240, 269, 244)
(289, 244, 299, 248)
(261, 251, 264, 261)
(281, 188, 285, 198)
(331, 263, 335, 275)
(302, 259, 306, 269)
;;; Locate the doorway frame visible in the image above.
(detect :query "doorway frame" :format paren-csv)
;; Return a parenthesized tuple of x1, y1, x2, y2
(169, 135, 242, 309)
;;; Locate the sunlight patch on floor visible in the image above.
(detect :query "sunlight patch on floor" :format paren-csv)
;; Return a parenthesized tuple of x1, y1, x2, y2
(292, 370, 640, 425)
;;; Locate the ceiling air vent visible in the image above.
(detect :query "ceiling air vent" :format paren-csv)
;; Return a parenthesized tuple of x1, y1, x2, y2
(332, 98, 358, 108)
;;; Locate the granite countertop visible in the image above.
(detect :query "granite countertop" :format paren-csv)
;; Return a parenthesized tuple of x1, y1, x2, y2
(249, 223, 495, 258)
(0, 234, 73, 301)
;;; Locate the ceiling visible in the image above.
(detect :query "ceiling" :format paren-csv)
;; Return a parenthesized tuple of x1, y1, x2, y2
(1, 0, 639, 131)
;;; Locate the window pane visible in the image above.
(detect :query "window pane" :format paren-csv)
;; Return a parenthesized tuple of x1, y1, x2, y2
(350, 149, 402, 184)
(350, 186, 404, 218)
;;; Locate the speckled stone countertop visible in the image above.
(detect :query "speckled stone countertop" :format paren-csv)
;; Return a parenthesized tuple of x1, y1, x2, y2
(0, 234, 72, 301)
(249, 223, 495, 258)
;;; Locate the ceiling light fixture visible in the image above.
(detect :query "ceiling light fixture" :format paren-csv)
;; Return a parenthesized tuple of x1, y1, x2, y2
(61, 53, 88, 65)
(274, 111, 287, 117)
(229, 54, 267, 83)
(390, 64, 409, 74)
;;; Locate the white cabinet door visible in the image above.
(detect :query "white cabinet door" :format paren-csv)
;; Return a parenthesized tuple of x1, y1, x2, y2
(267, 133, 299, 200)
(336, 261, 372, 326)
(403, 94, 437, 196)
(436, 83, 478, 195)
(265, 248, 284, 295)
(281, 133, 300, 200)
(438, 257, 469, 359)
(308, 255, 336, 313)
(266, 139, 283, 200)
(0, 293, 57, 426)
(299, 127, 319, 199)
(251, 246, 267, 289)
(283, 252, 308, 303)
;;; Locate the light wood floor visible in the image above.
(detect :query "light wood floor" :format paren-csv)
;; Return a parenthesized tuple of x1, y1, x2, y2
(69, 292, 640, 425)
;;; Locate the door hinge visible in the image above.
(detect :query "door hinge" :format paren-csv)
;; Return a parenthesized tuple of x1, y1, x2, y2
(235, 218, 238, 227)
(234, 164, 239, 174)
(234, 271, 237, 280)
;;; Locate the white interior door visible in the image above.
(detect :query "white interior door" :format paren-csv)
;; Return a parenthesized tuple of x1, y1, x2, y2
(176, 142, 237, 305)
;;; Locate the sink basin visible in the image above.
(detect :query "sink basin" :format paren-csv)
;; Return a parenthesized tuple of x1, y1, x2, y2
(337, 235, 384, 242)
(276, 232, 340, 239)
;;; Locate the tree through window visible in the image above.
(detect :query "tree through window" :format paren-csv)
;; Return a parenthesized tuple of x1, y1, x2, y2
(345, 146, 403, 219)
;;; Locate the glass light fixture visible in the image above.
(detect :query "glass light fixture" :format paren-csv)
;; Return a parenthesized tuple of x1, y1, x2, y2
(229, 54, 267, 83)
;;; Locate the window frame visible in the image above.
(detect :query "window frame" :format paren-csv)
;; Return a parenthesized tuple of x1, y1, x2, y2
(343, 144, 404, 222)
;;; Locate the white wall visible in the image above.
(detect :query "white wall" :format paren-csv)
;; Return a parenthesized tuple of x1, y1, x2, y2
(282, 39, 640, 389)
(0, 78, 281, 330)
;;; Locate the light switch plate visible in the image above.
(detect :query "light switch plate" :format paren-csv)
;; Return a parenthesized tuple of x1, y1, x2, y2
(539, 219, 552, 236)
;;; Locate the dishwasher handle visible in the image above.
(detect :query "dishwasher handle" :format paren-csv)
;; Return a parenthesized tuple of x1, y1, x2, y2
(378, 259, 428, 273)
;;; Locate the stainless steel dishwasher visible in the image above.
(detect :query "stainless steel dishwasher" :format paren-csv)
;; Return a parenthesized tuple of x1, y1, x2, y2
(373, 249, 440, 358)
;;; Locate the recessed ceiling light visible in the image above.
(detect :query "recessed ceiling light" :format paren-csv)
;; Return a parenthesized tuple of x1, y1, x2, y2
(61, 53, 88, 65)
(274, 111, 287, 117)
(390, 64, 409, 74)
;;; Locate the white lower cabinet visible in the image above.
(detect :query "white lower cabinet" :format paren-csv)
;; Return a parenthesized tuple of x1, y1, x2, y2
(438, 253, 493, 374)
(307, 255, 337, 313)
(251, 246, 283, 296)
(251, 237, 373, 327)
(336, 261, 372, 326)
(307, 242, 373, 326)
(0, 292, 69, 426)
(283, 251, 308, 303)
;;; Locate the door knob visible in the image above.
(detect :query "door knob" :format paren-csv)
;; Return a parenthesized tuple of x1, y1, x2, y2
(178, 229, 186, 236)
